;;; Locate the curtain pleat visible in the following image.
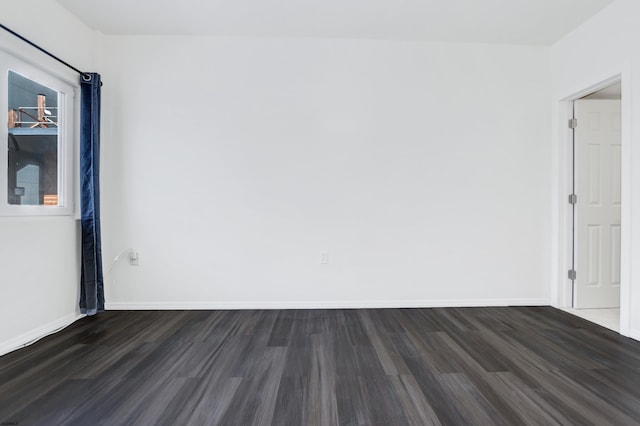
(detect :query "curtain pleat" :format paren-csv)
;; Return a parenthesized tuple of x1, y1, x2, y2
(79, 73, 104, 315)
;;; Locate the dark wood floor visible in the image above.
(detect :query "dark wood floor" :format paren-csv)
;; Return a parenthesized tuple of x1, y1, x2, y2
(2, 307, 640, 425)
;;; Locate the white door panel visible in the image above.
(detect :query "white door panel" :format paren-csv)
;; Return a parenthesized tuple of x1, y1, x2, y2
(574, 99, 621, 308)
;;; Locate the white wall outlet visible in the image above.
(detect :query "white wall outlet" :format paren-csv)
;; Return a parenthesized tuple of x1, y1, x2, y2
(320, 251, 329, 265)
(129, 250, 139, 266)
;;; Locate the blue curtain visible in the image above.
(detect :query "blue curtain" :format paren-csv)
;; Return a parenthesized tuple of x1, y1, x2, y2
(79, 73, 104, 315)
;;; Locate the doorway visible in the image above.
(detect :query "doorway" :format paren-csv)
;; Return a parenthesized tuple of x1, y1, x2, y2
(567, 82, 622, 331)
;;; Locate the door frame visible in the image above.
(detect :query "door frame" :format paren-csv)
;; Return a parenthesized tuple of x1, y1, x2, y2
(573, 97, 622, 309)
(554, 71, 632, 336)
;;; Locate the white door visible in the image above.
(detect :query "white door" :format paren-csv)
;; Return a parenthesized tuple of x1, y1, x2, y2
(574, 99, 621, 308)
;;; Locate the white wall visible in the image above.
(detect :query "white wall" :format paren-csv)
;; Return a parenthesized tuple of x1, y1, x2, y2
(0, 1, 97, 354)
(551, 0, 640, 339)
(100, 37, 552, 309)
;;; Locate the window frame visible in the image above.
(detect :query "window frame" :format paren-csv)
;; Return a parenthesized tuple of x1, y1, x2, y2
(0, 49, 76, 217)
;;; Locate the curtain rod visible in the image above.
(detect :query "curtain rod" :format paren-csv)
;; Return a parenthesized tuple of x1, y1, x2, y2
(0, 22, 93, 82)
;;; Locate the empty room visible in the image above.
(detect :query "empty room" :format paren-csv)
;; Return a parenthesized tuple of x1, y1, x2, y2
(2, 0, 640, 424)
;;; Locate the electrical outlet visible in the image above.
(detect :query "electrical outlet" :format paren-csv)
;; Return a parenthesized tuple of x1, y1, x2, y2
(129, 250, 139, 266)
(320, 251, 329, 265)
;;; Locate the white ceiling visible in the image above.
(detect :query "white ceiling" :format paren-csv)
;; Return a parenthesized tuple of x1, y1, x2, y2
(57, 0, 614, 45)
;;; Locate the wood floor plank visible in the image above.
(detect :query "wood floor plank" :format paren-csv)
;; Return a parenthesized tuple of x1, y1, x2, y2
(434, 332, 525, 424)
(389, 374, 442, 426)
(484, 372, 570, 426)
(530, 372, 634, 426)
(218, 346, 287, 425)
(168, 377, 243, 426)
(2, 307, 640, 425)
(435, 372, 502, 425)
(304, 333, 339, 426)
(272, 375, 307, 426)
(359, 311, 413, 376)
(401, 356, 470, 424)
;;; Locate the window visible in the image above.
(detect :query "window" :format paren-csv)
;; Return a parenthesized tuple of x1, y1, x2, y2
(1, 50, 75, 216)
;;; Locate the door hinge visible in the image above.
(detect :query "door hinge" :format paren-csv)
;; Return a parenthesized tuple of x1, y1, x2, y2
(568, 269, 577, 280)
(569, 118, 578, 129)
(568, 194, 577, 205)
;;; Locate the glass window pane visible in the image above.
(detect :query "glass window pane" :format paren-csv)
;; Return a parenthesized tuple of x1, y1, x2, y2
(7, 71, 59, 206)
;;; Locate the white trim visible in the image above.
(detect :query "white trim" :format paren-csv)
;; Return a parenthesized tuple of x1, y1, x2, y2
(106, 298, 549, 311)
(0, 313, 83, 356)
(0, 50, 77, 217)
(552, 68, 632, 337)
(552, 99, 575, 308)
(618, 69, 632, 337)
(0, 32, 80, 88)
(627, 329, 640, 342)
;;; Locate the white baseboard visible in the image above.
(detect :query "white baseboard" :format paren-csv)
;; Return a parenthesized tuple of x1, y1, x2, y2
(105, 298, 549, 311)
(626, 329, 640, 342)
(0, 313, 83, 357)
(0, 300, 550, 355)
